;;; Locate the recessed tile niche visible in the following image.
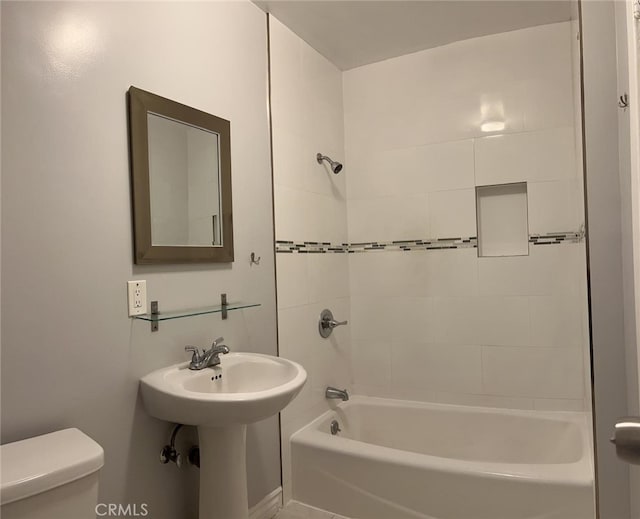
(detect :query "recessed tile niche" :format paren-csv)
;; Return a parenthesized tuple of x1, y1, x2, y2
(476, 183, 529, 257)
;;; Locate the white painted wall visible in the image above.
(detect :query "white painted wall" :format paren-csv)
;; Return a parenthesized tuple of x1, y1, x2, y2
(268, 16, 351, 505)
(343, 22, 591, 411)
(1, 2, 279, 516)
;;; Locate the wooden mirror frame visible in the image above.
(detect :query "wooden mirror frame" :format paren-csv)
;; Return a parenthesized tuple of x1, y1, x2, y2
(127, 86, 234, 264)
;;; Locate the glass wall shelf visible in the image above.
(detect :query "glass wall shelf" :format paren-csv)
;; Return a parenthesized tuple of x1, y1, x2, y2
(133, 302, 260, 322)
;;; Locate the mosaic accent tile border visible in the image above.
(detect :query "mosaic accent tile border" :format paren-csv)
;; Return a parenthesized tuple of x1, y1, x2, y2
(275, 241, 349, 254)
(349, 237, 478, 253)
(529, 231, 584, 245)
(276, 231, 584, 253)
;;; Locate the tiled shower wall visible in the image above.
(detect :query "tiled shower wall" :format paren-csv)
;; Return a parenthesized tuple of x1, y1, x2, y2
(269, 18, 351, 502)
(343, 22, 591, 411)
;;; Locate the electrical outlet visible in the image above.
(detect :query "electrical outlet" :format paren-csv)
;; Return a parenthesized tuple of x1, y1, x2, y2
(127, 280, 147, 316)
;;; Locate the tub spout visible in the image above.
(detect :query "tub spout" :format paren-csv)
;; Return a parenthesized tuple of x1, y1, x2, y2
(326, 387, 349, 401)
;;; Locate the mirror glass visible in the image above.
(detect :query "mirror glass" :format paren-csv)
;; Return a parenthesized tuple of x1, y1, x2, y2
(147, 113, 222, 247)
(128, 86, 233, 264)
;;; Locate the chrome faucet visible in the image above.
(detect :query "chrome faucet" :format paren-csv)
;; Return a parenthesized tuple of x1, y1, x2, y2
(325, 386, 349, 401)
(185, 337, 229, 370)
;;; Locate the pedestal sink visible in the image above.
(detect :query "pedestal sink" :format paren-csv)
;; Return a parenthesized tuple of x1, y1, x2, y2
(140, 352, 307, 519)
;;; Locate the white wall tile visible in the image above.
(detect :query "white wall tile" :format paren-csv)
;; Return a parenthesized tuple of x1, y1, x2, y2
(272, 19, 591, 418)
(529, 295, 584, 348)
(478, 255, 533, 296)
(277, 305, 314, 367)
(421, 140, 475, 192)
(351, 340, 392, 389)
(307, 254, 350, 303)
(528, 242, 585, 297)
(274, 185, 310, 242)
(347, 196, 428, 243)
(482, 346, 584, 398)
(528, 180, 581, 233)
(276, 254, 309, 309)
(422, 248, 479, 297)
(344, 295, 432, 345)
(427, 189, 476, 238)
(346, 146, 425, 200)
(349, 251, 426, 298)
(474, 127, 577, 186)
(428, 297, 480, 345)
(350, 296, 396, 344)
(385, 297, 434, 344)
(477, 250, 581, 298)
(391, 343, 483, 394)
(476, 296, 531, 347)
(271, 17, 350, 507)
(307, 193, 348, 244)
(272, 129, 309, 192)
(522, 77, 575, 131)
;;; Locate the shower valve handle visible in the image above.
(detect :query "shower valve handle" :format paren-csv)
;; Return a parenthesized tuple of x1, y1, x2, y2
(327, 319, 348, 329)
(319, 309, 348, 338)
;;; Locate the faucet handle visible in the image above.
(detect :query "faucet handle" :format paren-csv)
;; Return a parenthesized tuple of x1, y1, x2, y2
(185, 346, 201, 362)
(211, 337, 224, 348)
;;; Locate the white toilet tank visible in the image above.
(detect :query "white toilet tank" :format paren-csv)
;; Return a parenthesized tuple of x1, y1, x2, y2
(1, 428, 104, 519)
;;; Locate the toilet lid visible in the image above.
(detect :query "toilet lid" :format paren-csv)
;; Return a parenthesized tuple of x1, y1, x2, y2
(1, 428, 104, 505)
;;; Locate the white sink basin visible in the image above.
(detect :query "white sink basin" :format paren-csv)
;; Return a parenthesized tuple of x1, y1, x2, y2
(140, 352, 307, 427)
(139, 352, 307, 519)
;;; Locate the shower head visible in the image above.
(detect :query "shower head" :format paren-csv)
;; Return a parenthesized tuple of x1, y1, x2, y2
(317, 153, 343, 174)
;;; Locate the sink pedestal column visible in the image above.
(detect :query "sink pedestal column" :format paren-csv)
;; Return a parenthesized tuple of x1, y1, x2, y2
(198, 425, 248, 519)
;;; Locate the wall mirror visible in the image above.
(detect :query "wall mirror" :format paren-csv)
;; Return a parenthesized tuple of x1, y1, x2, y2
(127, 86, 233, 264)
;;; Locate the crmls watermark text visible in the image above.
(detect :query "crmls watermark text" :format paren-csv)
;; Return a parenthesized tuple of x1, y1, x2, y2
(95, 503, 149, 517)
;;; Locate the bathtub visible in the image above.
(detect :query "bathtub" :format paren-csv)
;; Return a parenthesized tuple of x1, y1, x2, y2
(291, 396, 595, 519)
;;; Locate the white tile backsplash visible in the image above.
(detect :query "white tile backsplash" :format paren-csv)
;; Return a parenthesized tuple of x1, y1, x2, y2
(348, 196, 429, 243)
(476, 296, 531, 347)
(271, 17, 351, 505)
(522, 77, 576, 131)
(349, 251, 427, 298)
(274, 185, 311, 243)
(308, 254, 350, 303)
(351, 340, 392, 390)
(274, 17, 589, 450)
(391, 343, 483, 394)
(529, 295, 584, 348)
(474, 127, 577, 186)
(427, 189, 477, 238)
(421, 248, 479, 297)
(478, 255, 534, 296)
(482, 346, 584, 399)
(342, 21, 587, 412)
(276, 254, 309, 309)
(421, 140, 476, 192)
(527, 179, 581, 234)
(427, 297, 481, 345)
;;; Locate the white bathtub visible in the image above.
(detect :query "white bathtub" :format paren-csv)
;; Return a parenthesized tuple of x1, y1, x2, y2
(291, 396, 595, 519)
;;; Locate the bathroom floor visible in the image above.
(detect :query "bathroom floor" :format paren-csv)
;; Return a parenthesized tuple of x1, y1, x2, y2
(275, 501, 350, 519)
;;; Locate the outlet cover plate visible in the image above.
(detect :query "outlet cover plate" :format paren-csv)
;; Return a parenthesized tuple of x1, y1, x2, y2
(127, 280, 147, 316)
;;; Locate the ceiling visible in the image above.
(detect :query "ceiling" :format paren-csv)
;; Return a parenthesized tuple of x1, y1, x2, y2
(255, 1, 574, 70)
